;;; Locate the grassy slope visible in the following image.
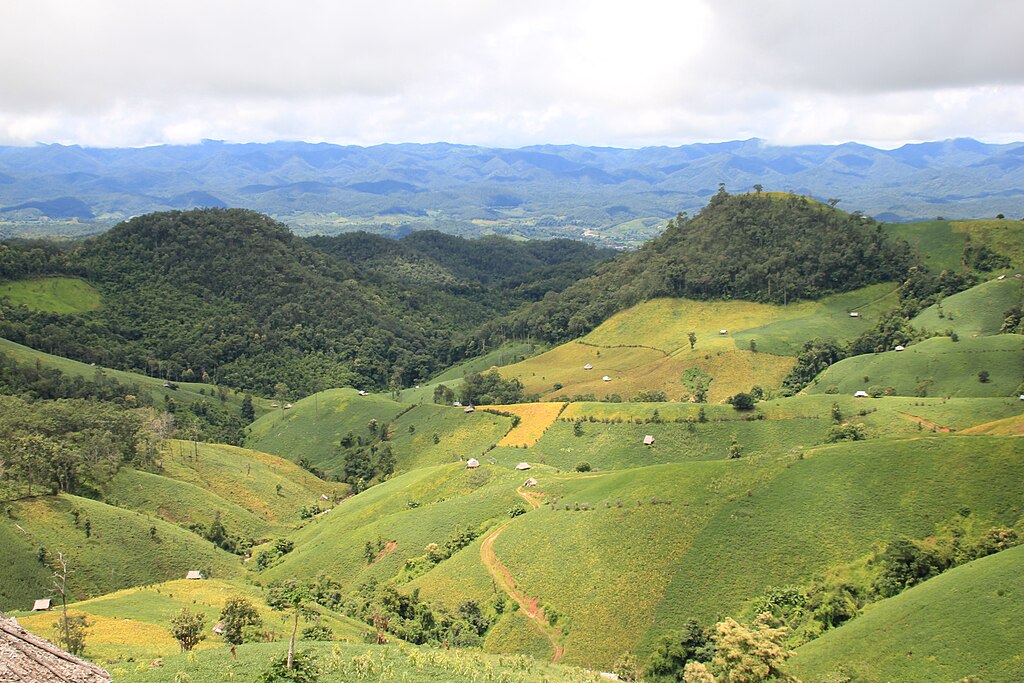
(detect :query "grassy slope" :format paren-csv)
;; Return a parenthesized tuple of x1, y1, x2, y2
(260, 463, 523, 593)
(806, 334, 1024, 397)
(410, 434, 1024, 669)
(788, 544, 1024, 683)
(0, 276, 102, 313)
(883, 218, 1024, 273)
(0, 494, 242, 612)
(245, 388, 409, 471)
(913, 276, 1023, 337)
(246, 388, 513, 474)
(0, 336, 269, 412)
(109, 640, 596, 683)
(10, 578, 371, 664)
(398, 342, 545, 405)
(386, 404, 512, 471)
(103, 440, 344, 538)
(496, 285, 899, 402)
(644, 437, 1024, 654)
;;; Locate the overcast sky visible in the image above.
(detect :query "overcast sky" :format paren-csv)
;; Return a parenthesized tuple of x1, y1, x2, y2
(1, 0, 1022, 149)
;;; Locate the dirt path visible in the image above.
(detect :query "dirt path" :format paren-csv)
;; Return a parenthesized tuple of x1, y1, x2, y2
(479, 488, 565, 663)
(898, 412, 951, 433)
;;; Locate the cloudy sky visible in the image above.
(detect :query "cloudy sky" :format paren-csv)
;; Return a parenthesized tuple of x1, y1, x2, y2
(1, 0, 1022, 149)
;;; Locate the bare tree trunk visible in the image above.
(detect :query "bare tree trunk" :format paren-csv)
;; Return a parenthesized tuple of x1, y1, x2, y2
(288, 611, 298, 670)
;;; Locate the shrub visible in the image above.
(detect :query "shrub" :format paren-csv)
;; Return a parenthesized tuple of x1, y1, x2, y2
(575, 461, 592, 472)
(726, 392, 756, 410)
(508, 504, 526, 518)
(256, 649, 321, 683)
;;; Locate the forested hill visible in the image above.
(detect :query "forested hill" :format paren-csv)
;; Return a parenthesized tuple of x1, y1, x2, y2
(0, 209, 613, 396)
(485, 191, 914, 344)
(307, 230, 612, 302)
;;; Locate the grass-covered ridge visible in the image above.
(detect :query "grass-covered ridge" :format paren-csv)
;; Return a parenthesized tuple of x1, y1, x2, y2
(8, 577, 372, 664)
(0, 493, 242, 612)
(806, 334, 1024, 397)
(0, 276, 102, 313)
(787, 543, 1024, 682)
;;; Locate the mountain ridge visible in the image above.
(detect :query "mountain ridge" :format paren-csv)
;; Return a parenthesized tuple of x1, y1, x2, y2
(2, 137, 1023, 242)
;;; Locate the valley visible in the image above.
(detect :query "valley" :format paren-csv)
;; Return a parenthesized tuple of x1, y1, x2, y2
(0, 193, 1022, 683)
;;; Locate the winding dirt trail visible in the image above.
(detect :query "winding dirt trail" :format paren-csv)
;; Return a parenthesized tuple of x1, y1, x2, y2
(479, 487, 565, 664)
(898, 412, 951, 433)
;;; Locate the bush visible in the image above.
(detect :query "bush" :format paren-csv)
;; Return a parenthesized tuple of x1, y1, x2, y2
(256, 649, 321, 683)
(575, 462, 592, 472)
(301, 624, 333, 641)
(508, 504, 526, 518)
(726, 392, 756, 410)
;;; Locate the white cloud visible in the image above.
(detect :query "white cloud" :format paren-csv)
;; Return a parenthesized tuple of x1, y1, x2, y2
(0, 0, 1022, 147)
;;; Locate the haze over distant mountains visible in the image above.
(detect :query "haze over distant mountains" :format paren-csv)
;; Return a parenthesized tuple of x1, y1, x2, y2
(1, 137, 1022, 243)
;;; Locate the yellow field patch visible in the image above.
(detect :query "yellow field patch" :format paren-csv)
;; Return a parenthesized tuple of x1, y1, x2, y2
(583, 298, 810, 353)
(16, 611, 181, 661)
(500, 341, 794, 404)
(960, 414, 1024, 437)
(484, 403, 566, 448)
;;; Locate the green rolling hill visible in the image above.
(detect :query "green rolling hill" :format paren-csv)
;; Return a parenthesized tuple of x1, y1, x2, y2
(806, 334, 1024, 398)
(788, 543, 1024, 682)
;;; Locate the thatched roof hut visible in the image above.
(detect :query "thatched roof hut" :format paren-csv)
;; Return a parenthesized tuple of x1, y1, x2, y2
(584, 363, 593, 370)
(602, 375, 611, 382)
(523, 477, 538, 487)
(185, 570, 203, 580)
(31, 600, 51, 612)
(0, 613, 111, 682)
(515, 462, 531, 470)
(466, 458, 480, 469)
(854, 390, 870, 398)
(643, 435, 655, 446)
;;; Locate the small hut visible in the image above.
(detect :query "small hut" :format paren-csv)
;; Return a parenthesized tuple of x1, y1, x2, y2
(466, 458, 480, 469)
(849, 311, 860, 318)
(453, 401, 463, 407)
(523, 477, 538, 487)
(584, 363, 593, 370)
(515, 462, 532, 471)
(270, 402, 279, 408)
(283, 403, 293, 409)
(31, 599, 51, 612)
(185, 570, 203, 580)
(643, 435, 655, 446)
(212, 621, 225, 635)
(719, 329, 728, 335)
(358, 390, 368, 396)
(0, 613, 111, 682)
(464, 406, 475, 413)
(319, 493, 329, 501)
(854, 390, 870, 398)
(894, 345, 905, 352)
(602, 375, 611, 382)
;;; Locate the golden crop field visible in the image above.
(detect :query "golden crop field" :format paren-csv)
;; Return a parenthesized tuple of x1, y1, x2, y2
(483, 402, 567, 447)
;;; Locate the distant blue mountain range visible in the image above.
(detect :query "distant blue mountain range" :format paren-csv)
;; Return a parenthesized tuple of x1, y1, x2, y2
(1, 138, 1022, 242)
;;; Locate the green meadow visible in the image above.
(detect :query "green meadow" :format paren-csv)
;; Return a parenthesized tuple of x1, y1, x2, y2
(913, 275, 1023, 337)
(788, 543, 1024, 682)
(806, 334, 1024, 397)
(0, 276, 102, 313)
(0, 493, 242, 612)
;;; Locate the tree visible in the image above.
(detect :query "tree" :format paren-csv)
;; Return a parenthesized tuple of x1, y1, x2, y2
(51, 613, 89, 656)
(646, 619, 712, 680)
(709, 614, 798, 682)
(688, 332, 697, 350)
(267, 579, 318, 671)
(978, 370, 990, 383)
(274, 383, 290, 405)
(728, 436, 743, 460)
(830, 402, 842, 423)
(256, 649, 321, 683)
(170, 607, 207, 652)
(241, 394, 255, 422)
(575, 461, 592, 472)
(219, 596, 263, 646)
(753, 184, 763, 195)
(727, 393, 756, 410)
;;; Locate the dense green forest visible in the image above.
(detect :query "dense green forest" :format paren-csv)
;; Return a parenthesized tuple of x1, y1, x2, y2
(480, 190, 914, 345)
(0, 210, 610, 397)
